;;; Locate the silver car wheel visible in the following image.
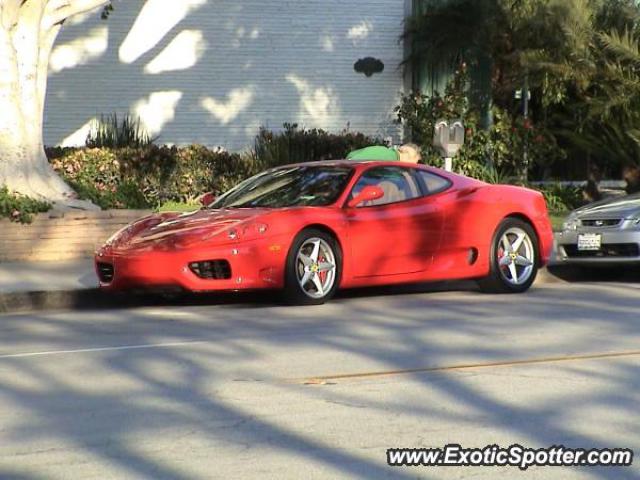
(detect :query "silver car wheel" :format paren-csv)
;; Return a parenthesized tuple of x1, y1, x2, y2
(497, 227, 535, 286)
(296, 237, 336, 299)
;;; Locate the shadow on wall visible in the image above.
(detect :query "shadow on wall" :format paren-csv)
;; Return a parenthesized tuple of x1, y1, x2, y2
(45, 0, 405, 151)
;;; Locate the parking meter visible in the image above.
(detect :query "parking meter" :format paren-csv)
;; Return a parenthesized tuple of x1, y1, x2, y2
(433, 119, 465, 172)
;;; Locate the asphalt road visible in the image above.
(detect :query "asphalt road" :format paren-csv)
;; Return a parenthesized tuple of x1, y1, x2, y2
(0, 278, 639, 479)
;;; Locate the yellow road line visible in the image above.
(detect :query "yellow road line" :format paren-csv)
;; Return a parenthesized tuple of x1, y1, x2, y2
(301, 350, 640, 384)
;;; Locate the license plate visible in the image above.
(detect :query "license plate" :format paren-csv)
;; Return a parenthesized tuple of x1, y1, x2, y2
(578, 233, 602, 251)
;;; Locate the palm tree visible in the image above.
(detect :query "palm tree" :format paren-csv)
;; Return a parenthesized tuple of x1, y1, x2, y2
(545, 1, 640, 171)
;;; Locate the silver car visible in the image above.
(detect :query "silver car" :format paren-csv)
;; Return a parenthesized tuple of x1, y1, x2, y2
(557, 193, 640, 265)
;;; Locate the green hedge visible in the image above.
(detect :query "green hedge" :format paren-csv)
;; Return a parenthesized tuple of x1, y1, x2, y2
(47, 125, 380, 210)
(253, 123, 381, 166)
(534, 184, 584, 213)
(47, 145, 255, 209)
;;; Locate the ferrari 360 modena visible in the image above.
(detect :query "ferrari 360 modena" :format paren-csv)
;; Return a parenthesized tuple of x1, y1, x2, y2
(95, 160, 554, 304)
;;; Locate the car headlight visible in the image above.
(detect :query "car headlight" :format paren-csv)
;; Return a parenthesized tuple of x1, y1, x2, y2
(227, 223, 269, 240)
(562, 214, 579, 231)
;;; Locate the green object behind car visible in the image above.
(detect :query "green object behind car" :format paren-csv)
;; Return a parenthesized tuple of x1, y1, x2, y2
(346, 146, 399, 161)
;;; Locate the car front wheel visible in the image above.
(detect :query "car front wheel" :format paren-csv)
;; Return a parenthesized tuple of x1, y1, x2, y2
(283, 229, 341, 305)
(478, 218, 539, 294)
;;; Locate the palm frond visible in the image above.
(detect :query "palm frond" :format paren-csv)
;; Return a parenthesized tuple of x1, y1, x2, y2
(626, 128, 640, 146)
(599, 29, 640, 65)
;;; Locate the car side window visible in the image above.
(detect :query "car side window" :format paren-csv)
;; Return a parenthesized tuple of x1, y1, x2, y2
(415, 171, 451, 196)
(350, 167, 421, 207)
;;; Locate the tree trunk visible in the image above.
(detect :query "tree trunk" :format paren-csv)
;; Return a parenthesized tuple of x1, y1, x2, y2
(0, 0, 107, 209)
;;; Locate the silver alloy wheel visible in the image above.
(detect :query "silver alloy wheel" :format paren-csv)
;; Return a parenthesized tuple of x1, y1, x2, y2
(497, 227, 535, 286)
(296, 237, 337, 299)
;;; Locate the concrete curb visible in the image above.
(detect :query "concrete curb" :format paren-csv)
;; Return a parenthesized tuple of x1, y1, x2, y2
(0, 267, 569, 315)
(0, 289, 212, 315)
(0, 289, 112, 315)
(536, 266, 568, 284)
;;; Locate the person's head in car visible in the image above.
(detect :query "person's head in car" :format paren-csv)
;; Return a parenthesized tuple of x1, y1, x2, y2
(397, 143, 421, 164)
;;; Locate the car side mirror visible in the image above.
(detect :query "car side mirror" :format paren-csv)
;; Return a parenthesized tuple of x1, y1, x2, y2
(198, 192, 216, 207)
(347, 185, 384, 208)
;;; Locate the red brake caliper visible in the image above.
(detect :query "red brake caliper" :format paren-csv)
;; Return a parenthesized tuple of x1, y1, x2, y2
(498, 246, 506, 270)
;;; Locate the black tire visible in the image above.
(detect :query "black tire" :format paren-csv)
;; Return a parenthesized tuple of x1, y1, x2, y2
(478, 217, 539, 294)
(283, 228, 342, 305)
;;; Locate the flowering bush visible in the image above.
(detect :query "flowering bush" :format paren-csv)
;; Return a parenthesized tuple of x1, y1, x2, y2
(395, 66, 565, 182)
(48, 145, 258, 209)
(0, 187, 51, 223)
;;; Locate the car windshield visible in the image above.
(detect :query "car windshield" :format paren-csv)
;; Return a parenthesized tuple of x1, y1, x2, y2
(210, 165, 354, 208)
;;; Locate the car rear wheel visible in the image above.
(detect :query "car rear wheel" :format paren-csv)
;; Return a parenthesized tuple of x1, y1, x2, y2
(284, 229, 341, 305)
(478, 218, 539, 294)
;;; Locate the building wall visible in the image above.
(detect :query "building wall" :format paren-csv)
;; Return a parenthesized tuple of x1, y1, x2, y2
(44, 0, 408, 151)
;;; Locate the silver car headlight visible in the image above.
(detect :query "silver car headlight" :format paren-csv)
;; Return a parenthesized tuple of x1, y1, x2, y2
(562, 214, 579, 231)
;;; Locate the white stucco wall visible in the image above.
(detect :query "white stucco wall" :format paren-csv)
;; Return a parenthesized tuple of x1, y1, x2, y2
(44, 0, 407, 151)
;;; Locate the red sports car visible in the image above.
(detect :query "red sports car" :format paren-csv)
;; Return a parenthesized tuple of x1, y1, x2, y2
(95, 160, 553, 305)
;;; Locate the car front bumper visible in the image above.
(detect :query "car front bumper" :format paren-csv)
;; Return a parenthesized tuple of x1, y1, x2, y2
(556, 229, 640, 265)
(94, 239, 286, 292)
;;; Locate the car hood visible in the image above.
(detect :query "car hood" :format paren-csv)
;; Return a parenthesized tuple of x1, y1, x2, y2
(572, 193, 640, 219)
(115, 208, 270, 250)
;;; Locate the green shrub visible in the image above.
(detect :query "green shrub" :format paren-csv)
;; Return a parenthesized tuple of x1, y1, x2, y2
(0, 187, 52, 223)
(86, 113, 154, 149)
(48, 145, 254, 209)
(473, 164, 510, 184)
(252, 123, 382, 168)
(534, 184, 584, 212)
(48, 125, 380, 210)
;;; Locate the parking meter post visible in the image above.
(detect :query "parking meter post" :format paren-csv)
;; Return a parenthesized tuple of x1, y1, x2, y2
(433, 119, 465, 173)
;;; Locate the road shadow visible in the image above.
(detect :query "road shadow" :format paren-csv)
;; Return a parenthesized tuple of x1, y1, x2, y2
(0, 283, 638, 478)
(548, 264, 640, 283)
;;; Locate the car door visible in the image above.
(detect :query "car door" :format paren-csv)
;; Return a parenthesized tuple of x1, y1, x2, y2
(346, 166, 446, 277)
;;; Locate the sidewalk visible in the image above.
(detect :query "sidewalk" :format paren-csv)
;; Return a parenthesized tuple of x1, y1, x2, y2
(0, 259, 97, 294)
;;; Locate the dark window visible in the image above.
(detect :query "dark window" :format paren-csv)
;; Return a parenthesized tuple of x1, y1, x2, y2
(350, 167, 421, 207)
(415, 170, 451, 195)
